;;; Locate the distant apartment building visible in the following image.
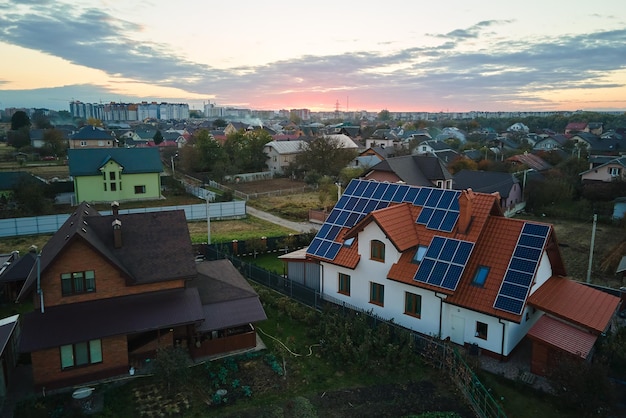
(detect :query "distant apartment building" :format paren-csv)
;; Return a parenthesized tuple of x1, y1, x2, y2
(69, 101, 189, 122)
(290, 108, 311, 121)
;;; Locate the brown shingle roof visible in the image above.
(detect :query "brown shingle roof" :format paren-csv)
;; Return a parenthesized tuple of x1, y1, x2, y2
(17, 202, 197, 301)
(20, 288, 204, 352)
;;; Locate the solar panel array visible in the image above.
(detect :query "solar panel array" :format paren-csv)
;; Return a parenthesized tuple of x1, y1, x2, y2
(493, 222, 550, 315)
(306, 179, 462, 260)
(415, 188, 461, 232)
(414, 236, 475, 291)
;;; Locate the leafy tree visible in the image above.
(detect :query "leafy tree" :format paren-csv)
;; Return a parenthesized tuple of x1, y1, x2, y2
(378, 109, 391, 121)
(447, 156, 478, 174)
(10, 111, 30, 130)
(6, 129, 30, 149)
(295, 136, 357, 180)
(548, 355, 616, 416)
(289, 113, 302, 125)
(86, 117, 103, 127)
(12, 175, 52, 215)
(223, 130, 271, 174)
(42, 128, 67, 157)
(184, 129, 227, 180)
(153, 130, 164, 145)
(246, 237, 267, 258)
(152, 346, 191, 394)
(32, 110, 52, 129)
(213, 118, 227, 128)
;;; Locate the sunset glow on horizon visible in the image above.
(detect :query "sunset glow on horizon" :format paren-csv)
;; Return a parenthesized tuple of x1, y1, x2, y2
(1, 0, 626, 113)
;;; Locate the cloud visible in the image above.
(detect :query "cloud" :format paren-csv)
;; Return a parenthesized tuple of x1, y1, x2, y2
(1, 3, 625, 111)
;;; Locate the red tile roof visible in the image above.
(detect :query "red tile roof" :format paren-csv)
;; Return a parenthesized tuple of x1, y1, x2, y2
(308, 178, 576, 323)
(527, 277, 620, 333)
(527, 315, 597, 359)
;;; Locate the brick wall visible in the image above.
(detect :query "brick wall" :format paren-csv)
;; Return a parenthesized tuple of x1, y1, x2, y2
(35, 239, 184, 309)
(31, 334, 129, 389)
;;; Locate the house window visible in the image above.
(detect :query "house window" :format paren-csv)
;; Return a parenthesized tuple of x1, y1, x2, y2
(436, 180, 443, 188)
(476, 321, 488, 340)
(338, 273, 351, 296)
(412, 245, 428, 264)
(60, 339, 103, 369)
(369, 282, 384, 306)
(109, 172, 116, 181)
(61, 270, 95, 296)
(609, 167, 621, 177)
(103, 182, 107, 191)
(370, 240, 385, 262)
(134, 185, 146, 194)
(80, 141, 87, 147)
(472, 266, 490, 287)
(404, 292, 421, 318)
(110, 182, 117, 191)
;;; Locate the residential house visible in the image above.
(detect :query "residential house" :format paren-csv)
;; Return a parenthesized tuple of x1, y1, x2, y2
(533, 134, 569, 152)
(564, 122, 588, 136)
(264, 140, 306, 175)
(68, 148, 163, 203)
(453, 170, 523, 216)
(0, 315, 20, 398)
(69, 126, 116, 149)
(414, 140, 451, 156)
(506, 153, 552, 172)
(305, 179, 619, 366)
(364, 155, 454, 189)
(571, 132, 623, 156)
(349, 146, 395, 170)
(17, 202, 266, 390)
(0, 251, 34, 303)
(580, 156, 626, 183)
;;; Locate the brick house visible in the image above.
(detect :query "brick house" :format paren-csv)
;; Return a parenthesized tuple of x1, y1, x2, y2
(17, 202, 266, 390)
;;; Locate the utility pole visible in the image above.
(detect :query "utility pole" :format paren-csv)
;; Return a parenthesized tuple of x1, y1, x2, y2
(206, 194, 211, 245)
(586, 214, 597, 284)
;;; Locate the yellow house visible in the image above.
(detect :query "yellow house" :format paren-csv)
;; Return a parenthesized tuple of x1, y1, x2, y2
(68, 148, 163, 203)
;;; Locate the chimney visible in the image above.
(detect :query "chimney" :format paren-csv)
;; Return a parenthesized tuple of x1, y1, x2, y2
(457, 189, 474, 235)
(112, 219, 122, 248)
(111, 201, 119, 217)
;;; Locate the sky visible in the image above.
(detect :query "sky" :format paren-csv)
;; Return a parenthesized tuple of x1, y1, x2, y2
(1, 0, 626, 113)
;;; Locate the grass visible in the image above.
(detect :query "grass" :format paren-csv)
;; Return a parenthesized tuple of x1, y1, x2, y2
(240, 252, 286, 274)
(478, 372, 574, 418)
(187, 217, 298, 244)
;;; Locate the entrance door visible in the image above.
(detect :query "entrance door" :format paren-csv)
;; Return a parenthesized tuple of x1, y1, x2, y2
(450, 315, 465, 345)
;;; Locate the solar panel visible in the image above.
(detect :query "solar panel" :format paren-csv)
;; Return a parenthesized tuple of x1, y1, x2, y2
(493, 221, 550, 315)
(414, 236, 475, 291)
(415, 189, 461, 232)
(306, 179, 464, 260)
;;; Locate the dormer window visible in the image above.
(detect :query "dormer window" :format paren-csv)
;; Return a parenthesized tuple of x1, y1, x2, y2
(344, 237, 355, 247)
(472, 266, 490, 287)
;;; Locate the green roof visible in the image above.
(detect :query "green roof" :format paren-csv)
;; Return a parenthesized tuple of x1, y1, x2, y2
(68, 148, 163, 176)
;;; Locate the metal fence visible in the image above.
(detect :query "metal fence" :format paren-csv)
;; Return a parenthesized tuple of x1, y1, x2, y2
(203, 244, 507, 418)
(0, 201, 246, 238)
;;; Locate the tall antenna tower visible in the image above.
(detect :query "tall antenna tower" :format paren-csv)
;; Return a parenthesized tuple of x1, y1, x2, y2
(334, 99, 340, 119)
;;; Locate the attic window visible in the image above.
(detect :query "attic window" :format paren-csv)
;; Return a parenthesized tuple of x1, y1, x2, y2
(472, 266, 490, 287)
(412, 245, 428, 264)
(343, 237, 355, 247)
(81, 228, 87, 233)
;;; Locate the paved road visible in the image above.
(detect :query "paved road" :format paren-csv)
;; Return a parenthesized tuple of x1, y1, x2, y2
(246, 205, 320, 234)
